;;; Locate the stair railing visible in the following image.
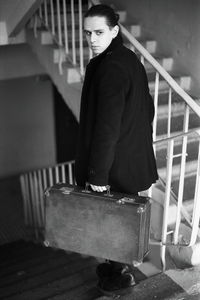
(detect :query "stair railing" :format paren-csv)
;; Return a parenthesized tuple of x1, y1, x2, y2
(153, 128, 200, 269)
(20, 160, 75, 239)
(19, 126, 200, 268)
(34, 0, 88, 77)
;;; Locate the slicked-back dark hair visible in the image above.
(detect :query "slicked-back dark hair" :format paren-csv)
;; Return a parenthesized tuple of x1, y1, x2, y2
(84, 4, 119, 28)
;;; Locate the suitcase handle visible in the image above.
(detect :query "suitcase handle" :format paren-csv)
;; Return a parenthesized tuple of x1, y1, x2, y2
(84, 182, 113, 197)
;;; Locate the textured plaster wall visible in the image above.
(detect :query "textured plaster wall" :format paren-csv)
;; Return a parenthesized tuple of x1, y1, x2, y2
(112, 0, 200, 96)
(0, 77, 56, 178)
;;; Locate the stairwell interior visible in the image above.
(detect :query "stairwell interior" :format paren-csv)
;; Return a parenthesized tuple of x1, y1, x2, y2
(0, 0, 200, 281)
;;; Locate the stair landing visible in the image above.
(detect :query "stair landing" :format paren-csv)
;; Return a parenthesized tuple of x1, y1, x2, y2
(1, 240, 199, 300)
(0, 240, 147, 300)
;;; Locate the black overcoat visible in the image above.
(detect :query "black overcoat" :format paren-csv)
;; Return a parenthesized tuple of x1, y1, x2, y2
(75, 34, 158, 193)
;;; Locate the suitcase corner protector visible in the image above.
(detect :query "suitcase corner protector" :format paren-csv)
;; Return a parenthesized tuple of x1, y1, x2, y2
(137, 205, 146, 214)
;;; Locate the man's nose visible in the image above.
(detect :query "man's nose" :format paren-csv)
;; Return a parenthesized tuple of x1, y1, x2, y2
(90, 32, 96, 43)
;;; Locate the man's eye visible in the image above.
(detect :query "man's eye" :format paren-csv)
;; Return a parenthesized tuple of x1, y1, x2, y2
(96, 31, 103, 35)
(85, 31, 91, 36)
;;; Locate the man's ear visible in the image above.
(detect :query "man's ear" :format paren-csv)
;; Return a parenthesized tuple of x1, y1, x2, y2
(112, 25, 119, 38)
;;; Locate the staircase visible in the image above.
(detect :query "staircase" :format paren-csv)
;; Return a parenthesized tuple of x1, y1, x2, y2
(2, 240, 190, 300)
(2, 0, 200, 275)
(0, 240, 103, 300)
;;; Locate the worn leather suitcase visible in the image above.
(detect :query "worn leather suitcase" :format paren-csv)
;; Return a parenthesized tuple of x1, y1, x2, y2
(44, 183, 151, 266)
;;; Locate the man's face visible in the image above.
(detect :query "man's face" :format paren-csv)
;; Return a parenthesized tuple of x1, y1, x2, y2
(84, 16, 118, 56)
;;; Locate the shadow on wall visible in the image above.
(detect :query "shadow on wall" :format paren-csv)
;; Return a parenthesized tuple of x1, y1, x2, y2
(0, 176, 32, 245)
(54, 85, 79, 163)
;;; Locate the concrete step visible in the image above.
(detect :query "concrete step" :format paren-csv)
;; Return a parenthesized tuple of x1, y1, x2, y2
(53, 44, 90, 64)
(156, 102, 187, 119)
(156, 101, 200, 123)
(151, 90, 193, 106)
(125, 24, 142, 38)
(144, 55, 174, 72)
(156, 138, 199, 170)
(171, 174, 197, 203)
(149, 75, 191, 93)
(95, 266, 200, 300)
(156, 111, 200, 136)
(26, 28, 81, 119)
(158, 159, 197, 183)
(125, 39, 157, 54)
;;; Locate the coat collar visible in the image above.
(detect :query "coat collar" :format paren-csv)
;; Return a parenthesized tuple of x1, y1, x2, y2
(90, 33, 123, 63)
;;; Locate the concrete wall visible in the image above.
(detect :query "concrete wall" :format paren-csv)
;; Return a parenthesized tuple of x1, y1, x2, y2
(0, 44, 45, 80)
(111, 0, 200, 97)
(0, 76, 56, 178)
(0, 0, 43, 36)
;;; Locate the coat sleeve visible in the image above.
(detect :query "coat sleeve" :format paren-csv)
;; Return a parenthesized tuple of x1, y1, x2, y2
(88, 60, 129, 185)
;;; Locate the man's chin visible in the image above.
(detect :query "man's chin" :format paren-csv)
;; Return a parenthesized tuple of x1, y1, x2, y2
(91, 47, 103, 56)
(92, 50, 100, 56)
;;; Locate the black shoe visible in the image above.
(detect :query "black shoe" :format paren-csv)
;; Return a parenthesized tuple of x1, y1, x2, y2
(96, 262, 113, 279)
(96, 262, 129, 279)
(98, 272, 136, 293)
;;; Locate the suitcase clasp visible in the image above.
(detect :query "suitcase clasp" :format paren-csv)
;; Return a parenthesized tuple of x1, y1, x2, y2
(117, 197, 136, 204)
(137, 206, 146, 213)
(60, 186, 74, 194)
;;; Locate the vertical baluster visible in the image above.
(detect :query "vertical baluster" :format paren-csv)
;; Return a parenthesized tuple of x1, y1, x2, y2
(20, 175, 29, 226)
(28, 173, 36, 227)
(161, 139, 174, 270)
(33, 171, 42, 228)
(153, 72, 159, 142)
(38, 170, 45, 227)
(39, 5, 43, 19)
(61, 164, 66, 183)
(55, 165, 60, 183)
(29, 173, 39, 238)
(68, 163, 73, 184)
(167, 88, 172, 137)
(57, 0, 64, 75)
(189, 136, 200, 245)
(79, 0, 84, 76)
(42, 168, 48, 190)
(63, 0, 69, 54)
(24, 174, 33, 226)
(57, 0, 62, 45)
(37, 5, 42, 29)
(87, 0, 93, 61)
(33, 14, 38, 38)
(50, 0, 55, 35)
(48, 167, 54, 186)
(44, 0, 48, 27)
(173, 105, 189, 244)
(71, 0, 76, 65)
